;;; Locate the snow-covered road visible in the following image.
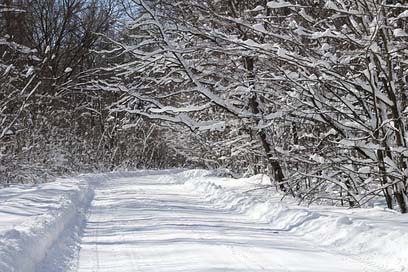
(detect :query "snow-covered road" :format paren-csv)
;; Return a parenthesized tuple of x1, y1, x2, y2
(1, 171, 406, 272)
(72, 174, 378, 272)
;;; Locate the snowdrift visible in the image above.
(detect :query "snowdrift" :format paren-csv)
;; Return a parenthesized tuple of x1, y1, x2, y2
(0, 171, 165, 272)
(0, 178, 90, 271)
(181, 170, 408, 272)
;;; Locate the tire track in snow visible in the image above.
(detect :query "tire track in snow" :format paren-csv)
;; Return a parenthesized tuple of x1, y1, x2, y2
(117, 220, 141, 272)
(74, 172, 388, 271)
(93, 203, 101, 272)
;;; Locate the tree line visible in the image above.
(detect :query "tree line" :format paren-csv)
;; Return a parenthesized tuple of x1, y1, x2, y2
(0, 0, 185, 184)
(1, 0, 408, 213)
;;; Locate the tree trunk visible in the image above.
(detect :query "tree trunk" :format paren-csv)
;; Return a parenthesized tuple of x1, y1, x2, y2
(377, 149, 394, 209)
(245, 56, 288, 192)
(394, 184, 408, 213)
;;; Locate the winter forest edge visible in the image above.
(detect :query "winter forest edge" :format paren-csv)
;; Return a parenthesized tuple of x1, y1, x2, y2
(1, 0, 408, 213)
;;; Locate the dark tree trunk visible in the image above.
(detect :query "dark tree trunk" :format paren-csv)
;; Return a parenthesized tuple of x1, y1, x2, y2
(394, 186, 408, 214)
(245, 56, 287, 192)
(377, 149, 394, 209)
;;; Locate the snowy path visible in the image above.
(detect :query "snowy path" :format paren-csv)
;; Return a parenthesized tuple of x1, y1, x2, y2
(72, 174, 379, 272)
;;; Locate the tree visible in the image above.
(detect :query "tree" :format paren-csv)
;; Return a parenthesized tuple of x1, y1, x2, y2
(100, 0, 408, 212)
(0, 0, 135, 184)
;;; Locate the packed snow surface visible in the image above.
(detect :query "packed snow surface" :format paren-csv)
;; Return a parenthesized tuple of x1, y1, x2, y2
(0, 170, 407, 271)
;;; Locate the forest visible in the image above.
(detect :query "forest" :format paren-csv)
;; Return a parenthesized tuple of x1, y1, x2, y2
(1, 0, 408, 213)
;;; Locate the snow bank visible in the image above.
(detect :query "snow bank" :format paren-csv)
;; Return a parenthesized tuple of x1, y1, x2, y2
(0, 179, 91, 272)
(0, 171, 155, 272)
(184, 173, 408, 272)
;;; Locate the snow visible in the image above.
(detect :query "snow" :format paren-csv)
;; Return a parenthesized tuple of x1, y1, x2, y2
(186, 173, 408, 272)
(394, 28, 408, 37)
(197, 120, 225, 131)
(267, 1, 295, 9)
(243, 38, 260, 47)
(398, 10, 408, 18)
(0, 170, 407, 271)
(324, 0, 338, 10)
(2, 64, 13, 75)
(25, 66, 34, 78)
(64, 67, 73, 73)
(311, 29, 334, 39)
(149, 104, 210, 113)
(253, 23, 266, 32)
(251, 5, 264, 12)
(0, 178, 92, 272)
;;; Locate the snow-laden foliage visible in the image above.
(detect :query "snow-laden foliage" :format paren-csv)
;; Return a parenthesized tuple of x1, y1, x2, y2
(2, 0, 408, 213)
(0, 0, 186, 185)
(96, 0, 408, 212)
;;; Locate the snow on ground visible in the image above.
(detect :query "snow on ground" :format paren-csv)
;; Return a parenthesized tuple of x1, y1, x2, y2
(0, 171, 163, 272)
(0, 177, 90, 272)
(184, 172, 408, 272)
(0, 170, 407, 272)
